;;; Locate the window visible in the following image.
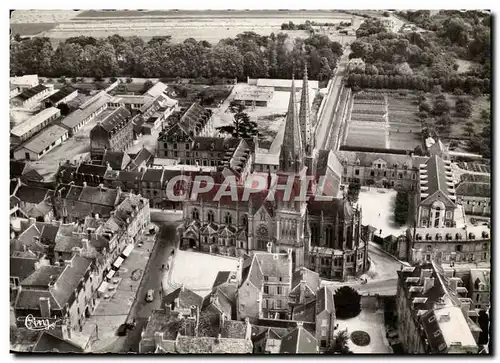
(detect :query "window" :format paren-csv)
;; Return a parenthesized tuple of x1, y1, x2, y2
(354, 169, 360, 176)
(427, 245, 432, 252)
(321, 319, 327, 327)
(398, 173, 402, 179)
(185, 143, 190, 149)
(264, 286, 269, 294)
(384, 171, 387, 177)
(192, 208, 200, 220)
(445, 211, 452, 219)
(207, 210, 214, 223)
(173, 143, 177, 149)
(277, 287, 282, 295)
(422, 209, 429, 218)
(264, 276, 269, 282)
(455, 245, 463, 252)
(321, 340, 327, 348)
(224, 212, 232, 224)
(433, 330, 441, 337)
(276, 300, 282, 309)
(476, 294, 480, 302)
(370, 170, 374, 177)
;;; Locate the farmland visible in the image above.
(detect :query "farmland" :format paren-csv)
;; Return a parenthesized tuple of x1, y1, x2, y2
(343, 91, 422, 152)
(11, 9, 357, 45)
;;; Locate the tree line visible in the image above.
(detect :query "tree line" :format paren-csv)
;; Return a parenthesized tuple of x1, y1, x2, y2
(346, 73, 490, 94)
(10, 31, 343, 81)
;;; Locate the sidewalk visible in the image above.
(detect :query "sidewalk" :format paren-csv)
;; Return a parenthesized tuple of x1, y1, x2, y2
(83, 232, 157, 351)
(368, 241, 410, 267)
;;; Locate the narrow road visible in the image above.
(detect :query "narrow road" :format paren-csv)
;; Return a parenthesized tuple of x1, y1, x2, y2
(314, 49, 350, 151)
(94, 221, 180, 353)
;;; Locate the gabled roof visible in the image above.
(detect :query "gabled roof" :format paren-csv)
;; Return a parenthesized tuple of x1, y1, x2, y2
(77, 162, 107, 177)
(241, 254, 264, 290)
(420, 155, 456, 206)
(47, 86, 76, 103)
(10, 160, 28, 178)
(119, 170, 144, 182)
(291, 267, 320, 294)
(16, 84, 47, 101)
(102, 150, 131, 170)
(455, 182, 490, 198)
(142, 168, 165, 183)
(10, 255, 38, 280)
(254, 252, 292, 280)
(15, 185, 50, 204)
(162, 287, 203, 309)
(78, 186, 118, 206)
(279, 325, 317, 354)
(94, 106, 131, 133)
(292, 299, 316, 322)
(316, 286, 335, 314)
(18, 125, 68, 153)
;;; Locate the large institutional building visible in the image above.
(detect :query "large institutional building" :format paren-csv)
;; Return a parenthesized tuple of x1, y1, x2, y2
(177, 69, 369, 281)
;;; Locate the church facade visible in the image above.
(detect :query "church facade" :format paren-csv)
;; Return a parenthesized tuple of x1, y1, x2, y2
(177, 68, 369, 281)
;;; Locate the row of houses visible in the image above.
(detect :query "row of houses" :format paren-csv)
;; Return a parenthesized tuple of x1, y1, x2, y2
(138, 251, 335, 354)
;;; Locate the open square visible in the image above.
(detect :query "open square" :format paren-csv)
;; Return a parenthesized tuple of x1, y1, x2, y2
(165, 250, 240, 297)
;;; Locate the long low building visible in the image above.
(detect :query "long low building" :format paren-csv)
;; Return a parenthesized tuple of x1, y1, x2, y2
(11, 84, 53, 108)
(45, 86, 78, 107)
(10, 107, 61, 145)
(14, 124, 69, 161)
(60, 91, 111, 136)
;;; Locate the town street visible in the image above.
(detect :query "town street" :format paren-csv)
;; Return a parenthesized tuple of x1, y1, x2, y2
(93, 221, 180, 353)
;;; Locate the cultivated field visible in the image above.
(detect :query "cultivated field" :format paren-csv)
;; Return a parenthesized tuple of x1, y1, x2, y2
(344, 91, 422, 151)
(12, 9, 358, 45)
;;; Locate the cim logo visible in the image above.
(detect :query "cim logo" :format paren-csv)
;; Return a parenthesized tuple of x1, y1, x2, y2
(17, 314, 63, 331)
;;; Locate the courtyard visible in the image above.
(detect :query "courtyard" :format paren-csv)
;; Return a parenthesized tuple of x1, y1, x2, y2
(164, 250, 240, 297)
(356, 188, 408, 238)
(336, 297, 392, 354)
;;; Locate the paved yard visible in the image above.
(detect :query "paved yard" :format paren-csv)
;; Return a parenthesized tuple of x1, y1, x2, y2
(357, 188, 408, 238)
(337, 305, 391, 354)
(164, 250, 240, 297)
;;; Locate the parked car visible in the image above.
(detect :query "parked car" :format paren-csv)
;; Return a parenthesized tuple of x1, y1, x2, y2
(146, 289, 154, 302)
(117, 323, 128, 336)
(387, 327, 398, 339)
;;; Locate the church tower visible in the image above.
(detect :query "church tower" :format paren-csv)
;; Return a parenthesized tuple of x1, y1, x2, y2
(299, 64, 312, 154)
(279, 77, 304, 175)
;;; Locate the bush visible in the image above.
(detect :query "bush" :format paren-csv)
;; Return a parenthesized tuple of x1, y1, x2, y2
(394, 191, 409, 225)
(334, 286, 361, 319)
(453, 88, 465, 95)
(142, 80, 154, 93)
(94, 76, 103, 82)
(58, 77, 67, 84)
(110, 77, 118, 83)
(471, 87, 482, 97)
(71, 77, 78, 83)
(347, 183, 361, 203)
(126, 77, 133, 84)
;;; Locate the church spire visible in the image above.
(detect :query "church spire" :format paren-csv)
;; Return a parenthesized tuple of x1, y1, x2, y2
(299, 63, 311, 155)
(279, 76, 304, 174)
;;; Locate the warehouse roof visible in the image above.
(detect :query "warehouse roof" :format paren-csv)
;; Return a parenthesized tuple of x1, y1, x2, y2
(18, 125, 68, 154)
(61, 92, 112, 129)
(16, 84, 47, 101)
(47, 87, 77, 104)
(11, 107, 60, 137)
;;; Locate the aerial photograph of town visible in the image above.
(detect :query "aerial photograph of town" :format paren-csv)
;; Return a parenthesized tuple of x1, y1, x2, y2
(8, 8, 491, 354)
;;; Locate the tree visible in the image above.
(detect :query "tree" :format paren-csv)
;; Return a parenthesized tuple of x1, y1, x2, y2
(419, 101, 431, 113)
(463, 122, 475, 137)
(216, 103, 258, 138)
(471, 87, 482, 97)
(455, 97, 472, 118)
(57, 103, 70, 116)
(325, 329, 353, 354)
(432, 98, 450, 116)
(347, 183, 361, 203)
(141, 80, 154, 93)
(334, 286, 361, 319)
(394, 191, 409, 225)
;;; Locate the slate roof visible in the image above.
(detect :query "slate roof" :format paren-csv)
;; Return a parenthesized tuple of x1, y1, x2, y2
(77, 163, 107, 177)
(279, 325, 317, 354)
(420, 155, 456, 206)
(142, 168, 165, 183)
(78, 186, 118, 206)
(420, 310, 447, 353)
(16, 84, 47, 101)
(33, 331, 84, 353)
(307, 197, 354, 218)
(175, 336, 253, 354)
(119, 170, 144, 182)
(291, 267, 320, 294)
(10, 160, 28, 178)
(280, 80, 303, 170)
(102, 150, 131, 170)
(10, 255, 38, 280)
(241, 254, 264, 290)
(192, 136, 241, 153)
(15, 185, 50, 204)
(292, 299, 316, 322)
(254, 252, 292, 280)
(20, 265, 64, 287)
(335, 150, 416, 169)
(316, 150, 342, 177)
(128, 147, 153, 171)
(47, 87, 76, 103)
(21, 168, 43, 182)
(162, 287, 203, 310)
(316, 286, 335, 314)
(455, 182, 490, 198)
(459, 174, 490, 183)
(96, 106, 131, 133)
(212, 271, 233, 288)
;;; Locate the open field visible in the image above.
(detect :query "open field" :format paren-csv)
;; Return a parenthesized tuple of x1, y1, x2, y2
(13, 9, 358, 44)
(344, 91, 422, 151)
(10, 23, 57, 36)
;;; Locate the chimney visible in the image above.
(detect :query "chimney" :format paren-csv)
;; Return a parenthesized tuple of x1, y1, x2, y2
(420, 269, 432, 284)
(83, 181, 87, 187)
(423, 277, 435, 294)
(174, 297, 180, 310)
(154, 331, 164, 347)
(460, 300, 471, 316)
(449, 277, 461, 291)
(82, 238, 90, 252)
(439, 312, 451, 323)
(181, 284, 185, 292)
(39, 297, 51, 317)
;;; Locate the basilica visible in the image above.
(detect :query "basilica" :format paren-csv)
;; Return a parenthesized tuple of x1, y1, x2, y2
(177, 68, 369, 281)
